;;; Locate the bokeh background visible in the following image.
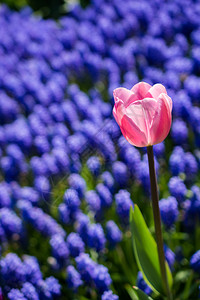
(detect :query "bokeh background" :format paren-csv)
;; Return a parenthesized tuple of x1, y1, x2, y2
(0, 0, 89, 18)
(0, 0, 200, 299)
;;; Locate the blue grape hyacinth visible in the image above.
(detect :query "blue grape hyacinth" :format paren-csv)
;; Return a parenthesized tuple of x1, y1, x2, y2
(190, 250, 200, 273)
(159, 196, 179, 229)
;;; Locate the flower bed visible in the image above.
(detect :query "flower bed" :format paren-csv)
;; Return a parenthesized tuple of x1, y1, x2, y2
(0, 0, 200, 299)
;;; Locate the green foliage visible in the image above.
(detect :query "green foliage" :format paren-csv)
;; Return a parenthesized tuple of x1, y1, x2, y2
(126, 285, 154, 300)
(0, 0, 90, 18)
(0, 0, 65, 18)
(0, 0, 27, 10)
(130, 205, 173, 296)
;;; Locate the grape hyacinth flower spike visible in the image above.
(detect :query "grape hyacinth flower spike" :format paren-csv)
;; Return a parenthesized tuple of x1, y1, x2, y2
(113, 82, 173, 300)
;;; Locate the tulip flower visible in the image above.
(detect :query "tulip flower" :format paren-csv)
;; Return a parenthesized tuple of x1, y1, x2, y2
(113, 82, 173, 299)
(113, 82, 172, 147)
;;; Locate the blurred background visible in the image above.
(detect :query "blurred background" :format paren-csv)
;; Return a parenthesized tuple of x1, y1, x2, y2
(0, 0, 90, 18)
(0, 0, 200, 299)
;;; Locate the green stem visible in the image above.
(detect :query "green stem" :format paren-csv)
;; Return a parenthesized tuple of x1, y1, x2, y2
(147, 146, 173, 300)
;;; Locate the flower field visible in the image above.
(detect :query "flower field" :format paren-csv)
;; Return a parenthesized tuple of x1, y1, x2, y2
(0, 0, 200, 299)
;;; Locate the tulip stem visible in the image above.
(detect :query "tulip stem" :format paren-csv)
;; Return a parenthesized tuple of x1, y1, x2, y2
(147, 146, 173, 300)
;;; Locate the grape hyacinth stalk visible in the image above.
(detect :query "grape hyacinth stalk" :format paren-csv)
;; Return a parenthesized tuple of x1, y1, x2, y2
(113, 82, 173, 300)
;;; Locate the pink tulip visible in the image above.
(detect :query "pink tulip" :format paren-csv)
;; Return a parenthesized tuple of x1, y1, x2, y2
(113, 82, 172, 147)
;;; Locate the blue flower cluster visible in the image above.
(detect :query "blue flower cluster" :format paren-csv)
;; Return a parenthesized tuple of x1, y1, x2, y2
(73, 253, 112, 294)
(0, 253, 60, 299)
(0, 0, 200, 297)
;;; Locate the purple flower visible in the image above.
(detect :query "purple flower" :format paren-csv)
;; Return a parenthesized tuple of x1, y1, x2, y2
(7, 144, 25, 162)
(67, 233, 85, 258)
(20, 187, 39, 205)
(87, 156, 101, 176)
(58, 203, 71, 224)
(76, 212, 90, 243)
(0, 208, 23, 238)
(101, 290, 119, 300)
(190, 250, 200, 273)
(96, 183, 112, 208)
(45, 277, 61, 297)
(0, 253, 26, 289)
(30, 157, 47, 177)
(75, 253, 96, 283)
(137, 271, 152, 295)
(184, 152, 198, 178)
(115, 190, 134, 225)
(189, 185, 200, 213)
(172, 90, 192, 120)
(165, 57, 192, 74)
(67, 134, 87, 156)
(23, 256, 43, 285)
(100, 171, 114, 193)
(184, 75, 200, 103)
(6, 118, 32, 150)
(164, 245, 175, 270)
(61, 101, 79, 130)
(63, 189, 81, 213)
(137, 159, 151, 193)
(21, 205, 65, 237)
(159, 197, 179, 229)
(145, 37, 167, 66)
(8, 289, 26, 300)
(163, 71, 181, 91)
(189, 107, 200, 134)
(120, 145, 141, 177)
(73, 90, 90, 117)
(36, 280, 52, 299)
(94, 265, 112, 294)
(42, 153, 59, 176)
(34, 136, 50, 155)
(68, 174, 86, 199)
(153, 142, 165, 158)
(66, 265, 83, 290)
(52, 148, 70, 173)
(21, 282, 39, 300)
(88, 223, 106, 252)
(168, 176, 187, 203)
(112, 161, 129, 187)
(169, 147, 185, 176)
(0, 182, 11, 207)
(49, 103, 64, 122)
(106, 221, 122, 248)
(50, 234, 69, 262)
(34, 176, 51, 201)
(143, 67, 164, 85)
(171, 119, 188, 144)
(85, 190, 101, 212)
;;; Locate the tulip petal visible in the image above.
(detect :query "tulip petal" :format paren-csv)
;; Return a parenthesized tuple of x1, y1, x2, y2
(161, 93, 172, 112)
(149, 93, 172, 145)
(138, 98, 158, 128)
(121, 114, 148, 147)
(126, 98, 157, 143)
(113, 99, 126, 126)
(145, 84, 167, 100)
(113, 87, 138, 107)
(131, 82, 152, 100)
(113, 106, 118, 124)
(126, 101, 148, 134)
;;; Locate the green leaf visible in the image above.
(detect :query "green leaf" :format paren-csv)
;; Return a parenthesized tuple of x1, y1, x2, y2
(132, 286, 154, 300)
(130, 205, 173, 295)
(174, 270, 192, 283)
(126, 285, 153, 300)
(125, 285, 138, 300)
